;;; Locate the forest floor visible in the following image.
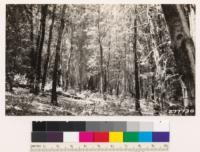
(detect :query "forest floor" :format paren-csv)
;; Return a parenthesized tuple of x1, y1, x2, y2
(6, 87, 167, 116)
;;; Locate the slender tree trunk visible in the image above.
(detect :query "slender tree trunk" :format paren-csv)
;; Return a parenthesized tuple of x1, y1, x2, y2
(133, 7, 140, 112)
(140, 77, 143, 98)
(65, 24, 74, 91)
(51, 5, 66, 105)
(29, 5, 36, 93)
(116, 75, 120, 97)
(151, 75, 155, 100)
(99, 43, 104, 94)
(65, 46, 72, 90)
(41, 5, 56, 92)
(162, 5, 195, 106)
(106, 41, 111, 93)
(78, 23, 84, 92)
(115, 61, 121, 97)
(31, 6, 41, 92)
(78, 45, 83, 92)
(122, 43, 127, 99)
(57, 50, 62, 87)
(97, 7, 105, 98)
(35, 5, 48, 94)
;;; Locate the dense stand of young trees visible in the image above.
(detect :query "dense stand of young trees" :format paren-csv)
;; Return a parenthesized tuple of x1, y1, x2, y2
(6, 4, 195, 113)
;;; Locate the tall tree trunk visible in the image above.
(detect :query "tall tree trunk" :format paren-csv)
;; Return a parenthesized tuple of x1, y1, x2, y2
(78, 45, 83, 92)
(35, 5, 48, 94)
(115, 61, 121, 97)
(78, 25, 84, 92)
(65, 23, 74, 91)
(106, 41, 111, 93)
(97, 6, 105, 98)
(162, 5, 195, 106)
(30, 6, 41, 92)
(99, 42, 104, 97)
(51, 5, 66, 105)
(122, 43, 127, 99)
(140, 77, 143, 98)
(41, 5, 56, 92)
(133, 7, 140, 112)
(29, 5, 36, 93)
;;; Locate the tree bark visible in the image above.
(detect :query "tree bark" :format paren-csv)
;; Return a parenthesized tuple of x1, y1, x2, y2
(65, 23, 74, 91)
(30, 6, 41, 92)
(35, 5, 48, 94)
(99, 43, 104, 94)
(122, 43, 127, 99)
(51, 5, 66, 105)
(106, 40, 111, 94)
(78, 44, 83, 92)
(78, 23, 84, 92)
(188, 5, 195, 47)
(29, 5, 36, 93)
(97, 6, 105, 98)
(162, 4, 195, 106)
(41, 5, 56, 92)
(133, 7, 140, 112)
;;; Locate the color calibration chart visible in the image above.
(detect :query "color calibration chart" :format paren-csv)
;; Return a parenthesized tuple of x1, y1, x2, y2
(31, 121, 170, 152)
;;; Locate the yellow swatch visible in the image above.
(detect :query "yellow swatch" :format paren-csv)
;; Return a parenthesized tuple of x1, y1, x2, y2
(109, 132, 123, 142)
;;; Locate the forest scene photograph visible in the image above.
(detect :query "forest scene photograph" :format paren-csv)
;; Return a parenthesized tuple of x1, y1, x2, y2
(6, 4, 195, 116)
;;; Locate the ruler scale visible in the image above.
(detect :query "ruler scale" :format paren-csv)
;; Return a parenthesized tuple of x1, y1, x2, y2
(31, 143, 169, 152)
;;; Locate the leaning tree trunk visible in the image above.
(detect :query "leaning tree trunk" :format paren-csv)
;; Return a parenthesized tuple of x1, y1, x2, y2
(35, 5, 48, 94)
(51, 5, 66, 105)
(162, 4, 195, 107)
(41, 5, 56, 92)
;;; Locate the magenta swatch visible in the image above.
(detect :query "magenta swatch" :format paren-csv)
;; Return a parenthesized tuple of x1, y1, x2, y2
(79, 132, 94, 142)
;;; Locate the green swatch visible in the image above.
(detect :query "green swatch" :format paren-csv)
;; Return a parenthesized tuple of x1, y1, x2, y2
(123, 132, 139, 142)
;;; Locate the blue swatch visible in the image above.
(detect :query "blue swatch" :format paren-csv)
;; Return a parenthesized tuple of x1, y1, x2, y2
(139, 132, 152, 142)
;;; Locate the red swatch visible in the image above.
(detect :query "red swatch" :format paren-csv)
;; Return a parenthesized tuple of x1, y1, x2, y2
(94, 132, 109, 142)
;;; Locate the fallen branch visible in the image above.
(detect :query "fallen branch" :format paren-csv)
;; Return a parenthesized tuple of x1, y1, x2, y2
(57, 91, 83, 100)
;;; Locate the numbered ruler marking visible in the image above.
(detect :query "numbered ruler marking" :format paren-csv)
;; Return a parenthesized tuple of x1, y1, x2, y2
(31, 143, 169, 152)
